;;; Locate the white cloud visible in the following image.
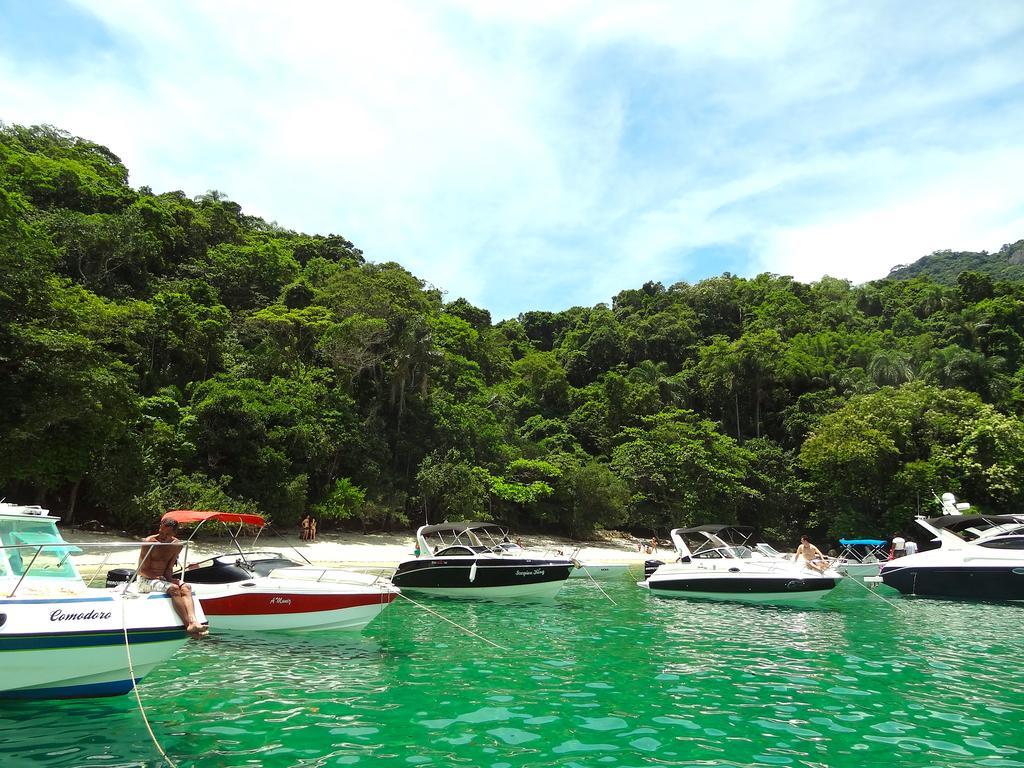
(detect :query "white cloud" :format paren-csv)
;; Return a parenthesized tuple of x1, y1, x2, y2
(756, 149, 1024, 283)
(1, 1, 1023, 318)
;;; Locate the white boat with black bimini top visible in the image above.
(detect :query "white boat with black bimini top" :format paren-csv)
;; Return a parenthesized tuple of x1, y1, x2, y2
(880, 505, 1024, 601)
(390, 522, 577, 599)
(639, 525, 842, 605)
(106, 509, 399, 632)
(0, 502, 201, 699)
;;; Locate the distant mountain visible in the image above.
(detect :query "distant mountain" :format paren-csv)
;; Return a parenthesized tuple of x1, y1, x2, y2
(886, 239, 1024, 283)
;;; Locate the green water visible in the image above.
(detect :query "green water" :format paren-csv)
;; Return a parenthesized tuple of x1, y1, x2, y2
(3, 579, 1023, 768)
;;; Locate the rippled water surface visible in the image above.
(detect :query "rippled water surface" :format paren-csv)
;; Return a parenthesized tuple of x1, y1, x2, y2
(3, 579, 1024, 767)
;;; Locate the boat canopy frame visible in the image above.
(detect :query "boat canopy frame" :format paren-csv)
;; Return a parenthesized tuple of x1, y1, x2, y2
(161, 509, 313, 572)
(669, 525, 758, 560)
(415, 522, 513, 553)
(836, 539, 888, 563)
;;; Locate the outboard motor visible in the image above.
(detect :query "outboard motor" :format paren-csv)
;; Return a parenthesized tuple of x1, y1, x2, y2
(105, 568, 135, 588)
(644, 559, 665, 580)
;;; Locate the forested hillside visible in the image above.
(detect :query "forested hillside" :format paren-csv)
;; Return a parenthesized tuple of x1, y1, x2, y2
(887, 240, 1024, 283)
(4, 123, 1024, 543)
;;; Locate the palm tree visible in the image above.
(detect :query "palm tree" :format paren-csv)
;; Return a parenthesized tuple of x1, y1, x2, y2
(868, 349, 915, 387)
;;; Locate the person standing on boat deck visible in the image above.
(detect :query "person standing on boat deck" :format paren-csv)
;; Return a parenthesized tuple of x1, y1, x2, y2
(794, 535, 828, 573)
(904, 538, 918, 556)
(890, 533, 906, 559)
(137, 517, 208, 638)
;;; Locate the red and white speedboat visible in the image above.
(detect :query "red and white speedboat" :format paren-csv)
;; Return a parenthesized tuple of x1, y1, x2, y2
(148, 510, 398, 632)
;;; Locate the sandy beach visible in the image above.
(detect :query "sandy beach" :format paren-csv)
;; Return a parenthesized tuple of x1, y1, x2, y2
(62, 526, 653, 573)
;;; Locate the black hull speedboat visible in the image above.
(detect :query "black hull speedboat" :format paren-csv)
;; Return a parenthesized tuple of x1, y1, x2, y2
(880, 502, 1024, 601)
(391, 522, 576, 599)
(881, 565, 1024, 601)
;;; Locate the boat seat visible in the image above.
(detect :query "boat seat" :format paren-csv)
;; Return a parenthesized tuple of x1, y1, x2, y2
(185, 561, 253, 584)
(7, 548, 24, 576)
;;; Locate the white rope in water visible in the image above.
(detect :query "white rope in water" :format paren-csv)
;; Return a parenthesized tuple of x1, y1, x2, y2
(578, 565, 618, 605)
(843, 571, 907, 610)
(120, 588, 179, 768)
(395, 591, 507, 650)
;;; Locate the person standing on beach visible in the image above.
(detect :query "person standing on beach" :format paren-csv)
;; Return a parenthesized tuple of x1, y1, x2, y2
(137, 517, 208, 638)
(309, 517, 317, 542)
(300, 514, 311, 541)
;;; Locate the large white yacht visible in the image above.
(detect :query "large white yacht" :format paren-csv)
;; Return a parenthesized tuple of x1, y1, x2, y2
(880, 504, 1024, 601)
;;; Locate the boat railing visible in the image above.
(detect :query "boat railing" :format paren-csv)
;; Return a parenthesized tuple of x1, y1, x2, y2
(528, 545, 580, 561)
(1, 541, 190, 598)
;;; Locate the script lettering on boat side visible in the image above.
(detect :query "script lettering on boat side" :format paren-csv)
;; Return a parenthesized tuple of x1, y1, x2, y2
(514, 569, 544, 577)
(270, 597, 292, 605)
(49, 608, 113, 622)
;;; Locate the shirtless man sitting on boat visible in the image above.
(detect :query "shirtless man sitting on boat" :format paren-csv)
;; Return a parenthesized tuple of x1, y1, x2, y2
(137, 517, 208, 638)
(794, 535, 829, 573)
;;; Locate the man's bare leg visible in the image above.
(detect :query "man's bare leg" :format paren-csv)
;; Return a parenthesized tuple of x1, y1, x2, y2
(168, 584, 208, 638)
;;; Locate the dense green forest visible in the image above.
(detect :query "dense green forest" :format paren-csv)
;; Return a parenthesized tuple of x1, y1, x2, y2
(888, 240, 1024, 283)
(4, 123, 1024, 545)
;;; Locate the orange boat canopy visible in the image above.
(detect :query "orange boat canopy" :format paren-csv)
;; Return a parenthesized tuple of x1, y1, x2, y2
(163, 509, 266, 528)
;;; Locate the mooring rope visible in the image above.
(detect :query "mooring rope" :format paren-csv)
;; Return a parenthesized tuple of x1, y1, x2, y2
(842, 569, 906, 610)
(577, 564, 618, 605)
(120, 590, 179, 768)
(395, 591, 507, 650)
(265, 524, 314, 565)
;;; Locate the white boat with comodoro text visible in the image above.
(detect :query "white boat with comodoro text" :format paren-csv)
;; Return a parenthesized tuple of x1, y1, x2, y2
(0, 502, 201, 699)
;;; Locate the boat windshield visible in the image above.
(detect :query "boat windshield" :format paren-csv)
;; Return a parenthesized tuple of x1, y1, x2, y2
(755, 543, 783, 558)
(691, 546, 751, 560)
(0, 521, 81, 581)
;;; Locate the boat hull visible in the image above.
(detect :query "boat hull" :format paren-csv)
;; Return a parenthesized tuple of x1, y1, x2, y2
(568, 562, 636, 579)
(391, 559, 574, 599)
(0, 594, 190, 699)
(643, 575, 839, 605)
(880, 565, 1024, 601)
(195, 588, 397, 632)
(836, 562, 882, 578)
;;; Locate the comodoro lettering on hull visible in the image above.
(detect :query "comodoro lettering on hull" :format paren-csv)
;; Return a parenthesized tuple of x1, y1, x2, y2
(49, 608, 114, 621)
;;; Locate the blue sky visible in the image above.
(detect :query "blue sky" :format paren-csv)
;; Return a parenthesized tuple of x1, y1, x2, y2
(2, 1, 1024, 319)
